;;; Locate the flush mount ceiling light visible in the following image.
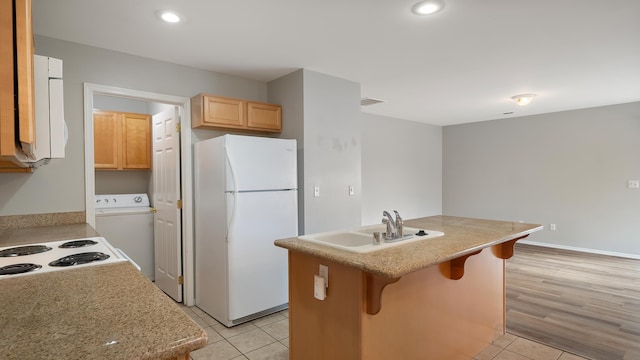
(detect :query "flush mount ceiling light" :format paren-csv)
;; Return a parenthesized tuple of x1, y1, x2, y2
(511, 94, 537, 106)
(155, 10, 183, 23)
(411, 0, 445, 15)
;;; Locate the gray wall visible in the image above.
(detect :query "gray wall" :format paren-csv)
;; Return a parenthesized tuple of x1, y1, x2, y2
(443, 102, 640, 256)
(301, 70, 362, 234)
(267, 70, 305, 233)
(361, 113, 442, 226)
(94, 95, 151, 114)
(268, 69, 364, 234)
(0, 36, 267, 216)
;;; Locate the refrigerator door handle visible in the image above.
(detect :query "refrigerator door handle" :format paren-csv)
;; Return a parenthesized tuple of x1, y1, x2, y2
(225, 147, 238, 242)
(225, 145, 239, 193)
(226, 192, 237, 242)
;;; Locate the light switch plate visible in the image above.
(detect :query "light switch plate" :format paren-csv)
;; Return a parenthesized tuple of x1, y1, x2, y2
(314, 275, 326, 300)
(319, 264, 328, 288)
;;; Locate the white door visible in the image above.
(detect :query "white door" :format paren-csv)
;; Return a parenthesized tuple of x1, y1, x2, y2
(152, 107, 182, 302)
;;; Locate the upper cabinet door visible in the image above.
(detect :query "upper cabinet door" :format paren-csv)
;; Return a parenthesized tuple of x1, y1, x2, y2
(122, 112, 151, 169)
(94, 111, 120, 169)
(15, 0, 35, 146)
(0, 0, 34, 172)
(0, 0, 17, 159)
(246, 101, 281, 132)
(193, 95, 244, 129)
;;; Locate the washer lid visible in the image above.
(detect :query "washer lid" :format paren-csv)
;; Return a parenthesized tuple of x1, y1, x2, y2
(95, 194, 150, 209)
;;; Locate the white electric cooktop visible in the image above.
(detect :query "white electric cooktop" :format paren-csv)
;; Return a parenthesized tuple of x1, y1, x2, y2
(0, 237, 127, 279)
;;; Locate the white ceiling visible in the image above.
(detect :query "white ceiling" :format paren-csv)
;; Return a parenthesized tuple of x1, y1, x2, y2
(32, 0, 640, 126)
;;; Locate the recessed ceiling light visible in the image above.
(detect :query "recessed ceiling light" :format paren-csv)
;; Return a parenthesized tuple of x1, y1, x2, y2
(511, 94, 537, 106)
(411, 0, 445, 15)
(155, 10, 183, 23)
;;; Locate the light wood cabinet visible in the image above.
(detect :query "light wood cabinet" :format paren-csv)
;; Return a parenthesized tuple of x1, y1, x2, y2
(0, 0, 35, 172)
(246, 101, 282, 131)
(191, 94, 281, 132)
(94, 110, 151, 170)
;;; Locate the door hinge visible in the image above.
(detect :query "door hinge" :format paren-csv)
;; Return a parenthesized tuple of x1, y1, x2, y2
(178, 275, 184, 285)
(177, 199, 182, 209)
(150, 207, 157, 213)
(176, 123, 181, 132)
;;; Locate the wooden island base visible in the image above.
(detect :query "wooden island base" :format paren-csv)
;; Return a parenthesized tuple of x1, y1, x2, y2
(289, 248, 505, 360)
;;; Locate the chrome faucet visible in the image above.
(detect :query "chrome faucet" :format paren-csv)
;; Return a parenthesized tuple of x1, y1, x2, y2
(382, 210, 405, 240)
(394, 210, 403, 237)
(382, 211, 397, 239)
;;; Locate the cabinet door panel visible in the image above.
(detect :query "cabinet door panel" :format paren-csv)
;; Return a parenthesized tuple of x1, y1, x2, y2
(0, 0, 35, 171)
(122, 113, 151, 169)
(204, 96, 244, 128)
(15, 0, 35, 145)
(246, 102, 281, 132)
(0, 0, 16, 157)
(94, 111, 120, 169)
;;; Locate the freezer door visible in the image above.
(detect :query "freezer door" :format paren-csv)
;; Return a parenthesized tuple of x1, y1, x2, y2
(226, 190, 298, 320)
(224, 135, 297, 192)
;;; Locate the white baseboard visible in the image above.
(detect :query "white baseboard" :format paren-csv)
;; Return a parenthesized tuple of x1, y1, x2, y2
(518, 239, 640, 260)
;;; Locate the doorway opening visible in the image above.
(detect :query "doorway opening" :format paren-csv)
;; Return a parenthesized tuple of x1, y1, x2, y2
(83, 83, 196, 306)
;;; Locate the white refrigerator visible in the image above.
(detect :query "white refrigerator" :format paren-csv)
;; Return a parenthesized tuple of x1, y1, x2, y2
(194, 134, 298, 327)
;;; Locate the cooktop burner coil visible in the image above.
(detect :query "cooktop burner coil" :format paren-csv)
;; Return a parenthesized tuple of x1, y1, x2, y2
(0, 245, 53, 257)
(49, 252, 111, 267)
(0, 263, 42, 275)
(58, 240, 99, 248)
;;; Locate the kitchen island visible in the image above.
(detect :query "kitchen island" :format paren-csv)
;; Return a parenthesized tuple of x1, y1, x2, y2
(275, 215, 542, 360)
(0, 224, 207, 360)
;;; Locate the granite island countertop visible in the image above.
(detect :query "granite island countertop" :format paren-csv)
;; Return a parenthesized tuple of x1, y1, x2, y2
(0, 224, 207, 360)
(275, 215, 543, 278)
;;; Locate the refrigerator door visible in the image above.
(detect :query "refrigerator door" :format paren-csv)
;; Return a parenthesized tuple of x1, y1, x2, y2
(224, 135, 297, 192)
(226, 189, 298, 321)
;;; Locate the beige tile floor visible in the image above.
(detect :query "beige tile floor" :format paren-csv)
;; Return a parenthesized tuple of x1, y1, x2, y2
(179, 305, 589, 360)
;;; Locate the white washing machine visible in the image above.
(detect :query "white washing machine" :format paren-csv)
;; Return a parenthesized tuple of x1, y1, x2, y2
(95, 193, 155, 280)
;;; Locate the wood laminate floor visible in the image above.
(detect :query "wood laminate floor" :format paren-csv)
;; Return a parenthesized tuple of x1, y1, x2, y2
(506, 244, 640, 360)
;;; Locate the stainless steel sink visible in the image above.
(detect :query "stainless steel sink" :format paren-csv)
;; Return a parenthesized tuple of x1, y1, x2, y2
(298, 225, 444, 253)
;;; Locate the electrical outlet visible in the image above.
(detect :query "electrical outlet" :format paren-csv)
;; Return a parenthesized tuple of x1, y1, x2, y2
(314, 185, 320, 197)
(550, 224, 556, 231)
(628, 180, 640, 189)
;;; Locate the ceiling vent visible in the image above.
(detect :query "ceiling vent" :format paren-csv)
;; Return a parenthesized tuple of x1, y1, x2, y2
(360, 97, 384, 106)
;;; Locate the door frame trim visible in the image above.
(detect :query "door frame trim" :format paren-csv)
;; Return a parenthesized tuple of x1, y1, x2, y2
(83, 83, 196, 306)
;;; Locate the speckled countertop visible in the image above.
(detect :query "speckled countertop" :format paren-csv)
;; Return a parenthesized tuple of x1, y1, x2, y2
(0, 223, 101, 246)
(0, 224, 207, 360)
(275, 215, 543, 278)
